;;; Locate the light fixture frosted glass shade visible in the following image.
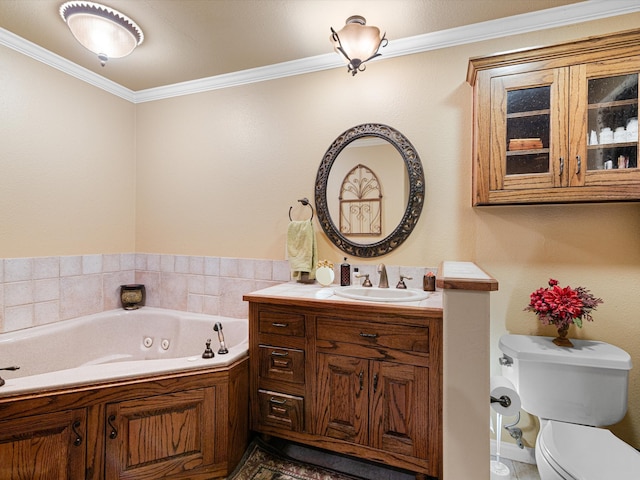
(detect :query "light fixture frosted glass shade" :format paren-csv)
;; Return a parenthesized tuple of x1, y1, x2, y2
(60, 1, 144, 65)
(330, 16, 387, 75)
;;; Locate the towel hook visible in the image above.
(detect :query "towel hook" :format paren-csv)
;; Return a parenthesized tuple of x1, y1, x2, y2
(289, 198, 314, 221)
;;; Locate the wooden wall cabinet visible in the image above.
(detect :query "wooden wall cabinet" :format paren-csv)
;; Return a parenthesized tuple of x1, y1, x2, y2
(468, 28, 640, 205)
(246, 297, 442, 479)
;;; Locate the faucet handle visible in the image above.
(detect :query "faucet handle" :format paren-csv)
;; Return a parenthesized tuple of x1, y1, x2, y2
(396, 275, 413, 289)
(356, 273, 372, 287)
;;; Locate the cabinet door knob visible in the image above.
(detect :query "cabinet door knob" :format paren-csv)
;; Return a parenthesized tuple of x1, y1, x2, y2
(576, 155, 581, 175)
(359, 371, 364, 391)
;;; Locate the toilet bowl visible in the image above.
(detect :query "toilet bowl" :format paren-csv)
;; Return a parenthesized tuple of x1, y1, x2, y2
(498, 334, 637, 480)
(535, 420, 640, 480)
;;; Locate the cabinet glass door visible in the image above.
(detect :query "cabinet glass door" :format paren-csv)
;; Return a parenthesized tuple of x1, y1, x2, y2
(505, 85, 551, 175)
(490, 69, 565, 193)
(586, 73, 638, 171)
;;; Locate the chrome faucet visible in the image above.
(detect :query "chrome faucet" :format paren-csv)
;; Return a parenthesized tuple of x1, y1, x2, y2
(377, 264, 389, 288)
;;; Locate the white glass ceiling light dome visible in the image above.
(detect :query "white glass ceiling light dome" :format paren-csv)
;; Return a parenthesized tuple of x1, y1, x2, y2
(60, 1, 144, 66)
(330, 16, 387, 76)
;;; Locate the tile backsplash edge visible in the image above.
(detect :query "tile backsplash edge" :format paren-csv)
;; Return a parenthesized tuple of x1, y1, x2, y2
(0, 254, 436, 333)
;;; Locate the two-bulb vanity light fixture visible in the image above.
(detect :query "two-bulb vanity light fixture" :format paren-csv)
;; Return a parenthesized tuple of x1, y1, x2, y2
(330, 15, 387, 76)
(59, 1, 144, 67)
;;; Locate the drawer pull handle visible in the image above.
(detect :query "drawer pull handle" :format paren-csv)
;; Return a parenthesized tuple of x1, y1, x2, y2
(272, 323, 289, 328)
(271, 350, 289, 357)
(359, 332, 378, 338)
(269, 397, 287, 405)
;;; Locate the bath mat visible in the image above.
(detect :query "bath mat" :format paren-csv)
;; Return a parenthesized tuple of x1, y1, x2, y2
(226, 438, 363, 480)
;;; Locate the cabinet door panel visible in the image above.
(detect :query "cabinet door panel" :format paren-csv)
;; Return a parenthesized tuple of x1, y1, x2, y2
(0, 409, 86, 479)
(370, 362, 429, 459)
(105, 388, 216, 480)
(571, 57, 640, 187)
(490, 69, 568, 191)
(317, 354, 369, 445)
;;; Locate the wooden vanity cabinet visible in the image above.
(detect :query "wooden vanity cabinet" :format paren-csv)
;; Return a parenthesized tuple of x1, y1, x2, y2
(468, 28, 640, 205)
(247, 298, 442, 479)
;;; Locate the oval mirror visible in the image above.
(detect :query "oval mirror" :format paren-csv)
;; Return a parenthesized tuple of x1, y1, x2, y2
(315, 124, 425, 257)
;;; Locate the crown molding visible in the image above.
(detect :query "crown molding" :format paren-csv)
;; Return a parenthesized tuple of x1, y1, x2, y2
(2, 0, 640, 104)
(0, 28, 135, 102)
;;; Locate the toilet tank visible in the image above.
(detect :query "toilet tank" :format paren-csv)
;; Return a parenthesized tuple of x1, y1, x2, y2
(499, 334, 632, 427)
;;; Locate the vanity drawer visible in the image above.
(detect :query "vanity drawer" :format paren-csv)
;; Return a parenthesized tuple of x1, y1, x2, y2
(317, 317, 429, 354)
(259, 345, 305, 384)
(259, 310, 305, 337)
(257, 390, 304, 432)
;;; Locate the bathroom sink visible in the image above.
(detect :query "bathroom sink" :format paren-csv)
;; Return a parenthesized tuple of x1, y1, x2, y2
(333, 287, 430, 303)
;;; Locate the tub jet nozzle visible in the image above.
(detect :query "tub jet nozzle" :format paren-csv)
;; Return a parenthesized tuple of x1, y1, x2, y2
(213, 322, 229, 354)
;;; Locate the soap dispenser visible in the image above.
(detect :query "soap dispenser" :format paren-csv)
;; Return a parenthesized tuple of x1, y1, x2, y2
(340, 257, 351, 286)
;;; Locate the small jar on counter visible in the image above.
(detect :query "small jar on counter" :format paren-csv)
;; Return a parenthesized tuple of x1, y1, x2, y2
(423, 271, 436, 292)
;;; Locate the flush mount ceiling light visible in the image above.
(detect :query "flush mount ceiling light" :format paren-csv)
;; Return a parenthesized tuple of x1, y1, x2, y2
(330, 15, 387, 76)
(60, 1, 144, 67)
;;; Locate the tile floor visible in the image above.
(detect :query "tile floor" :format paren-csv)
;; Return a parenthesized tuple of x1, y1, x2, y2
(492, 456, 541, 480)
(268, 438, 541, 479)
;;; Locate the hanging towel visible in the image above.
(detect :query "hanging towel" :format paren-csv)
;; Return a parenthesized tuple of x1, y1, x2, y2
(287, 220, 317, 281)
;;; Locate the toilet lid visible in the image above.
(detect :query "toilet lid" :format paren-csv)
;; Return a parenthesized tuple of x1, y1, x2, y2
(540, 421, 640, 479)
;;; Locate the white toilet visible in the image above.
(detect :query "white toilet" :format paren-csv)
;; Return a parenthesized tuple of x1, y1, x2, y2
(498, 334, 640, 479)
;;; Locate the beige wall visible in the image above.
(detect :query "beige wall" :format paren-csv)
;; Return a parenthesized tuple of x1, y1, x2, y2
(0, 46, 136, 257)
(2, 10, 640, 455)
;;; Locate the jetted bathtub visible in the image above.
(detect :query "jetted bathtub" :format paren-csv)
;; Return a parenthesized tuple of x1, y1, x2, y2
(0, 307, 250, 480)
(0, 307, 248, 395)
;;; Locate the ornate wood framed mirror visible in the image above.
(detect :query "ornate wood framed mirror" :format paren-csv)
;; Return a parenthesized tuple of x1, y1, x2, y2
(315, 124, 425, 257)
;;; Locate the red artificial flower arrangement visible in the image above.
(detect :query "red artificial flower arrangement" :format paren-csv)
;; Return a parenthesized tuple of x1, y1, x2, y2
(524, 278, 603, 330)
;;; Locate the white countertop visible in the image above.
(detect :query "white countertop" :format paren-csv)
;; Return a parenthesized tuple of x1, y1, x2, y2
(245, 281, 443, 309)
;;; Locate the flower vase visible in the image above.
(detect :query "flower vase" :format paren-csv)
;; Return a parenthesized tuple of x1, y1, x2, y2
(553, 325, 574, 348)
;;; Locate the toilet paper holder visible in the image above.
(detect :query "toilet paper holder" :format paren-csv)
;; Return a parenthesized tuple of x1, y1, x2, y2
(490, 394, 512, 409)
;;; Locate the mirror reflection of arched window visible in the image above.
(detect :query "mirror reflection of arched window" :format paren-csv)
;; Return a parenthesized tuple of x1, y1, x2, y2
(339, 164, 382, 236)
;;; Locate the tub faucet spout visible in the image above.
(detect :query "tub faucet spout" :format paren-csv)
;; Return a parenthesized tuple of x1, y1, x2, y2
(213, 322, 229, 354)
(0, 366, 20, 387)
(377, 264, 389, 288)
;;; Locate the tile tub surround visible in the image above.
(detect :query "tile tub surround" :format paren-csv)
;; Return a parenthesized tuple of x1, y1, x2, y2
(0, 254, 436, 333)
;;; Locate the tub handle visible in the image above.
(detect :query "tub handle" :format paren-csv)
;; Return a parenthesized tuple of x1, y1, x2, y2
(72, 421, 83, 446)
(108, 415, 118, 439)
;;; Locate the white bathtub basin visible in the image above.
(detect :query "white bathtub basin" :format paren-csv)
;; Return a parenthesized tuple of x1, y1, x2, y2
(334, 286, 430, 303)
